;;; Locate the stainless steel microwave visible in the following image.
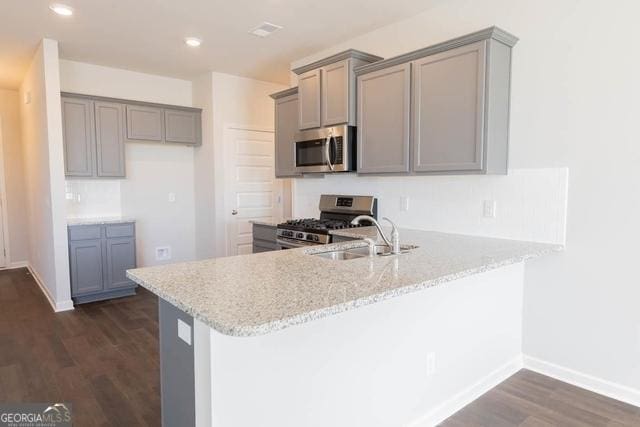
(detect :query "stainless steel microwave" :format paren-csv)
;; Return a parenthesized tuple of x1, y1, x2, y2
(294, 125, 356, 173)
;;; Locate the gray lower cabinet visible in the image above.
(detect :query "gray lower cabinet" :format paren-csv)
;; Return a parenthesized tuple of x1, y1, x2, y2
(272, 88, 301, 177)
(68, 222, 137, 304)
(62, 97, 95, 177)
(357, 62, 411, 173)
(62, 96, 126, 178)
(354, 27, 516, 175)
(252, 223, 278, 253)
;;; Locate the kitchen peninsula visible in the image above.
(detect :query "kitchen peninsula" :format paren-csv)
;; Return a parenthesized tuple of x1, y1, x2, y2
(127, 228, 561, 427)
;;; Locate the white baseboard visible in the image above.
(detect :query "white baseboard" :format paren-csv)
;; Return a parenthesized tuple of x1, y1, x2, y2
(9, 261, 29, 269)
(523, 355, 640, 408)
(407, 355, 524, 427)
(26, 265, 74, 312)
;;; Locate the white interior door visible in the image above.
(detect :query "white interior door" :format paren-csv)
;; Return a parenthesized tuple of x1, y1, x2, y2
(225, 126, 283, 256)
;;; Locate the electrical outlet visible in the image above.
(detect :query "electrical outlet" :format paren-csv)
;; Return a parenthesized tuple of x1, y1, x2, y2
(177, 319, 192, 346)
(65, 192, 74, 200)
(426, 352, 436, 376)
(155, 246, 172, 261)
(168, 192, 176, 203)
(483, 200, 497, 218)
(400, 196, 410, 212)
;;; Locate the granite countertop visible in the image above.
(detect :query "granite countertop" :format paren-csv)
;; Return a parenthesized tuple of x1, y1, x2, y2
(127, 228, 562, 337)
(67, 216, 136, 226)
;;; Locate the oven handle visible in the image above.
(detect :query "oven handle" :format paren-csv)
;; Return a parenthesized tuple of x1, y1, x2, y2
(325, 135, 334, 171)
(276, 237, 319, 249)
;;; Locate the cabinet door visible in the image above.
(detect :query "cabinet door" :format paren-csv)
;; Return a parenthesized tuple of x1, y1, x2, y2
(412, 41, 486, 172)
(95, 101, 126, 177)
(69, 239, 103, 295)
(62, 97, 95, 177)
(274, 93, 301, 177)
(164, 109, 201, 144)
(105, 237, 136, 290)
(321, 60, 350, 126)
(298, 69, 321, 130)
(357, 63, 411, 173)
(126, 104, 164, 141)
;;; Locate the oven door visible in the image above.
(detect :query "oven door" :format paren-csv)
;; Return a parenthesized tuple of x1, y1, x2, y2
(294, 126, 352, 173)
(276, 237, 319, 250)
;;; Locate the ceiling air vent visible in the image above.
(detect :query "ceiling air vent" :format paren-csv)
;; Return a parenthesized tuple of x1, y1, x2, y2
(249, 22, 283, 38)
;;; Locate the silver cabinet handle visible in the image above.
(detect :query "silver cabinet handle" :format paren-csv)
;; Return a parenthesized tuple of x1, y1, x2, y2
(232, 209, 238, 215)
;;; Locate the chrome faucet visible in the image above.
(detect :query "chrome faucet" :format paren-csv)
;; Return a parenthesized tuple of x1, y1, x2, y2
(351, 215, 401, 255)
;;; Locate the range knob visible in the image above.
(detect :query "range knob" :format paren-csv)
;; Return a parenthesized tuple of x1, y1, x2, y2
(313, 235, 319, 242)
(306, 235, 313, 241)
(297, 232, 304, 239)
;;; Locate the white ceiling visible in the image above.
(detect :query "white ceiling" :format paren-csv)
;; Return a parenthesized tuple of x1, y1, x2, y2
(0, 0, 436, 89)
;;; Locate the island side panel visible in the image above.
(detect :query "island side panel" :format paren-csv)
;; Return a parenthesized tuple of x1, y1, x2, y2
(208, 263, 525, 427)
(159, 299, 196, 427)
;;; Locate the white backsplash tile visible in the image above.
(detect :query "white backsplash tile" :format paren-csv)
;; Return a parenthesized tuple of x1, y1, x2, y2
(65, 180, 122, 218)
(292, 168, 568, 244)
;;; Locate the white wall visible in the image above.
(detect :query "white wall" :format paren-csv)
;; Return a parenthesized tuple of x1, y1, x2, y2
(19, 39, 72, 311)
(59, 60, 197, 266)
(209, 264, 524, 427)
(290, 0, 640, 396)
(0, 88, 29, 265)
(192, 72, 286, 259)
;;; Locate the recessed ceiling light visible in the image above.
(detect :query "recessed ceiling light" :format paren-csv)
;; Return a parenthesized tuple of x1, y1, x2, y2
(249, 22, 283, 38)
(49, 3, 74, 16)
(184, 37, 202, 47)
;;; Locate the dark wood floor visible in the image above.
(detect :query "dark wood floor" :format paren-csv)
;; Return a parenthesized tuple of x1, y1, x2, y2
(441, 369, 640, 426)
(0, 268, 160, 426)
(1, 268, 639, 427)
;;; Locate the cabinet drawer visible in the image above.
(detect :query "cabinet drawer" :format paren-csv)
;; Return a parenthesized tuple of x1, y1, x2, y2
(68, 225, 102, 241)
(106, 223, 135, 238)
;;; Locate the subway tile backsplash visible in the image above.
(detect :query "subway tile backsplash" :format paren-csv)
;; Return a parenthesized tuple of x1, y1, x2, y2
(65, 180, 122, 218)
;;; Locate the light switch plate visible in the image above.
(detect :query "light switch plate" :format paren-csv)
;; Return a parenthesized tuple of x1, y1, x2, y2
(483, 200, 497, 218)
(168, 193, 176, 203)
(177, 319, 192, 345)
(400, 196, 410, 212)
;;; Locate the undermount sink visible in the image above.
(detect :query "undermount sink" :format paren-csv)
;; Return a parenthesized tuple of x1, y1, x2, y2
(312, 244, 419, 261)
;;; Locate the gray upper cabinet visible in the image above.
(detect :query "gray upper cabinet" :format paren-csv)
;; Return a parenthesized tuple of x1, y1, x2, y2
(412, 41, 486, 173)
(357, 62, 411, 173)
(321, 60, 350, 127)
(164, 109, 201, 144)
(293, 50, 383, 131)
(126, 104, 164, 142)
(62, 97, 95, 177)
(95, 101, 126, 177)
(271, 88, 301, 177)
(297, 69, 321, 130)
(354, 27, 517, 175)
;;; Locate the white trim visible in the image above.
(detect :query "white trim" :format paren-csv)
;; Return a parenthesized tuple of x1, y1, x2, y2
(6, 261, 28, 269)
(26, 264, 74, 312)
(406, 355, 524, 427)
(523, 355, 640, 408)
(0, 116, 11, 268)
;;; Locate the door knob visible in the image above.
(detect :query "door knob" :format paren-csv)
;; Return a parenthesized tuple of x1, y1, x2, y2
(231, 209, 238, 215)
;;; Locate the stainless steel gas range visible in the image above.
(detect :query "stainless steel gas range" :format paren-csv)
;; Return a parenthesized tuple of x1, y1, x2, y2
(275, 195, 377, 249)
